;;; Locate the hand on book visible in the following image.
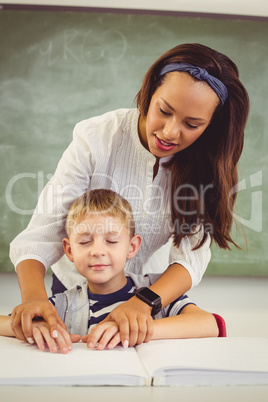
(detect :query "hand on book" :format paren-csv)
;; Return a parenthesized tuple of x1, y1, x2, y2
(87, 296, 154, 348)
(82, 321, 121, 350)
(10, 299, 67, 343)
(30, 321, 81, 353)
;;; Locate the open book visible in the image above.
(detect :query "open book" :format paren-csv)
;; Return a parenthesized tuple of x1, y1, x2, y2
(1, 336, 268, 386)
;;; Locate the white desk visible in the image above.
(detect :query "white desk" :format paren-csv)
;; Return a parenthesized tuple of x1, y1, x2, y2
(1, 385, 268, 402)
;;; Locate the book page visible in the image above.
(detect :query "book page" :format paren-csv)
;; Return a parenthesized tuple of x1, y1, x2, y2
(136, 338, 268, 377)
(0, 336, 150, 386)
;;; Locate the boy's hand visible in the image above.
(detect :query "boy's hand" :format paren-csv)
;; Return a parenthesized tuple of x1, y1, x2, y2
(82, 321, 121, 350)
(96, 297, 154, 347)
(10, 299, 67, 343)
(31, 321, 81, 353)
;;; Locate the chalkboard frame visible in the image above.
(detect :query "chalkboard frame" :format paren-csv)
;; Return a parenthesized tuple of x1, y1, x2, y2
(1, 3, 268, 22)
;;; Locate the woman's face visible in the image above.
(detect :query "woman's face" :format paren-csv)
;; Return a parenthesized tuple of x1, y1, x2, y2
(139, 72, 219, 158)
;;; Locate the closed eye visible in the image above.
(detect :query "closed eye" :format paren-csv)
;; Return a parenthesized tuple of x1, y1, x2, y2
(186, 122, 199, 129)
(159, 107, 171, 116)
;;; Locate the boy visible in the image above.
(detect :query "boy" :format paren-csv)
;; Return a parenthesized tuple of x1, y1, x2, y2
(0, 189, 219, 352)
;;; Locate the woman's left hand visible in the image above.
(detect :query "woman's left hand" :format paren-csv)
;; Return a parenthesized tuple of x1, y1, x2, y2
(88, 296, 154, 348)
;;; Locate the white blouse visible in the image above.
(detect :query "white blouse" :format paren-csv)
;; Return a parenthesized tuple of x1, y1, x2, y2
(10, 108, 211, 289)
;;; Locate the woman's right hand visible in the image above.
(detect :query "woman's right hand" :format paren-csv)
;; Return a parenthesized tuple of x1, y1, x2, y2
(10, 299, 67, 343)
(12, 260, 67, 343)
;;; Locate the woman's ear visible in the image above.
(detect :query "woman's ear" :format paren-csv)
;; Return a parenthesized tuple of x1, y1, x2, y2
(62, 238, 74, 262)
(127, 234, 142, 260)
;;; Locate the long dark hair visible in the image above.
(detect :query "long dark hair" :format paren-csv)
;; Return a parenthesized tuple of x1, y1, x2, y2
(136, 43, 249, 250)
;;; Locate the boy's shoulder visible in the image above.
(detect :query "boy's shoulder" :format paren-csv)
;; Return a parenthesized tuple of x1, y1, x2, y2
(126, 271, 162, 289)
(50, 281, 88, 306)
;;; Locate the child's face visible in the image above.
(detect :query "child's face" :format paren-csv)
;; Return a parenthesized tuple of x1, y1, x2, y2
(63, 214, 140, 294)
(139, 71, 219, 158)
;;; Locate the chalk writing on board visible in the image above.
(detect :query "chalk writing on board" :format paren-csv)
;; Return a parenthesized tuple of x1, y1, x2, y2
(39, 28, 127, 67)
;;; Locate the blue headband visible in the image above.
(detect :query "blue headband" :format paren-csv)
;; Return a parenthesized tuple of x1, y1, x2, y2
(159, 62, 228, 106)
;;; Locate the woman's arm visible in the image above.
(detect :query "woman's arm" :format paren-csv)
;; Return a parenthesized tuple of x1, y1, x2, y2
(99, 263, 192, 347)
(10, 260, 66, 342)
(9, 122, 100, 340)
(104, 230, 212, 348)
(149, 263, 192, 307)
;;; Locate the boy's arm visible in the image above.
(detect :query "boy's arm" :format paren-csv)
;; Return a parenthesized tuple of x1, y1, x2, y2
(0, 316, 15, 337)
(0, 315, 80, 353)
(82, 304, 219, 350)
(152, 304, 219, 340)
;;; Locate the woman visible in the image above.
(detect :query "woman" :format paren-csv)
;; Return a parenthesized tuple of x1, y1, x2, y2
(9, 43, 249, 349)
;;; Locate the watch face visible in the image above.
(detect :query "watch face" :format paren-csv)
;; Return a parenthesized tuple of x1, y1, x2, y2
(139, 287, 160, 304)
(136, 287, 162, 316)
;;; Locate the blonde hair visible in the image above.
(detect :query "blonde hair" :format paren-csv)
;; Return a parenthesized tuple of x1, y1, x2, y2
(65, 189, 135, 237)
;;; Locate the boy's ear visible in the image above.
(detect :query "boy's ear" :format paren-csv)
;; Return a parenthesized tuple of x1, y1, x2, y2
(127, 234, 142, 260)
(62, 238, 74, 262)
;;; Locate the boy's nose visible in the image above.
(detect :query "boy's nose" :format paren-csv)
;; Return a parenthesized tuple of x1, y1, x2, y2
(90, 241, 106, 256)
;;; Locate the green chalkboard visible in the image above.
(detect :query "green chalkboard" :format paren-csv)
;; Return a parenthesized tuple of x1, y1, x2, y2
(0, 8, 267, 275)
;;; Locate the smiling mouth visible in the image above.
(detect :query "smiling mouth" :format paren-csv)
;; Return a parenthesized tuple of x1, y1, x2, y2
(90, 264, 109, 271)
(155, 135, 177, 151)
(158, 137, 175, 146)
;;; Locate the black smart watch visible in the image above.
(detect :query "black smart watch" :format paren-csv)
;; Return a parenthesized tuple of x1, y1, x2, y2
(135, 287, 162, 316)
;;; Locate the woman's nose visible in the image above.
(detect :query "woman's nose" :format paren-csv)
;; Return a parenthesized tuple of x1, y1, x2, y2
(163, 119, 181, 140)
